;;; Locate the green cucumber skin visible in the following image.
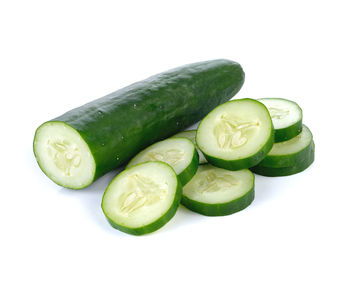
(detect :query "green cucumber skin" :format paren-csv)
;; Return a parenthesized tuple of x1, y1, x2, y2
(102, 163, 182, 236)
(251, 141, 315, 177)
(181, 177, 255, 216)
(37, 59, 244, 187)
(177, 149, 199, 187)
(274, 119, 303, 143)
(258, 135, 313, 168)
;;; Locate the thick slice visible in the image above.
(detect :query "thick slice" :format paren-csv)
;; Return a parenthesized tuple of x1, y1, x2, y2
(257, 125, 313, 168)
(127, 138, 199, 186)
(34, 59, 244, 189)
(251, 141, 315, 177)
(258, 98, 302, 142)
(102, 162, 181, 235)
(172, 130, 207, 164)
(196, 98, 274, 170)
(182, 165, 254, 216)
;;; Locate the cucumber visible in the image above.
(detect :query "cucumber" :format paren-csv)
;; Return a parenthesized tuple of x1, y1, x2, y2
(33, 59, 245, 189)
(258, 98, 302, 142)
(196, 98, 274, 170)
(251, 141, 315, 177)
(172, 130, 207, 164)
(102, 162, 181, 235)
(181, 165, 254, 216)
(127, 138, 198, 186)
(257, 125, 313, 168)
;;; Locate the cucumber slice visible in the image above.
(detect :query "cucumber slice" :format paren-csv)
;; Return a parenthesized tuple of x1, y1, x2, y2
(172, 130, 207, 164)
(258, 98, 302, 142)
(33, 121, 96, 189)
(102, 162, 181, 235)
(127, 138, 199, 186)
(196, 98, 274, 170)
(258, 125, 313, 168)
(182, 165, 254, 216)
(251, 141, 315, 177)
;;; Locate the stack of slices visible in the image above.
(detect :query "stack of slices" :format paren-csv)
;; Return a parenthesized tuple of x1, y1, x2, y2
(101, 98, 314, 235)
(251, 98, 315, 177)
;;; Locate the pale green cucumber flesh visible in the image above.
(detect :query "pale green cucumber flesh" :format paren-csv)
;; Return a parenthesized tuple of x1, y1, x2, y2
(181, 165, 255, 216)
(172, 130, 207, 164)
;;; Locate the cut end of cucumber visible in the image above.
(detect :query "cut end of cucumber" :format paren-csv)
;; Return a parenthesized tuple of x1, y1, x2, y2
(33, 121, 96, 189)
(258, 98, 302, 130)
(102, 162, 180, 233)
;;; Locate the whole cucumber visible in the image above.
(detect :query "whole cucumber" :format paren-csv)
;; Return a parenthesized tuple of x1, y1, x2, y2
(34, 59, 245, 189)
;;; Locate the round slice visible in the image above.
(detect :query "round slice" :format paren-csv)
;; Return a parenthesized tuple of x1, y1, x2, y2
(196, 98, 274, 170)
(257, 125, 313, 168)
(172, 130, 207, 164)
(102, 161, 181, 235)
(33, 121, 96, 189)
(126, 138, 199, 186)
(182, 165, 255, 216)
(251, 141, 315, 177)
(258, 98, 303, 142)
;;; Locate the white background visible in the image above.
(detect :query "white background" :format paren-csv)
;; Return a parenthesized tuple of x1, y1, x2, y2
(1, 1, 349, 280)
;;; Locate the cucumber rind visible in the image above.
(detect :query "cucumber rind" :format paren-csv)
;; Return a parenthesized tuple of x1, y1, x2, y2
(126, 137, 199, 186)
(258, 98, 303, 143)
(196, 98, 274, 171)
(181, 187, 254, 216)
(177, 149, 199, 186)
(258, 125, 313, 168)
(181, 167, 255, 216)
(172, 130, 208, 164)
(102, 161, 182, 235)
(251, 141, 315, 177)
(33, 121, 97, 190)
(274, 119, 303, 143)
